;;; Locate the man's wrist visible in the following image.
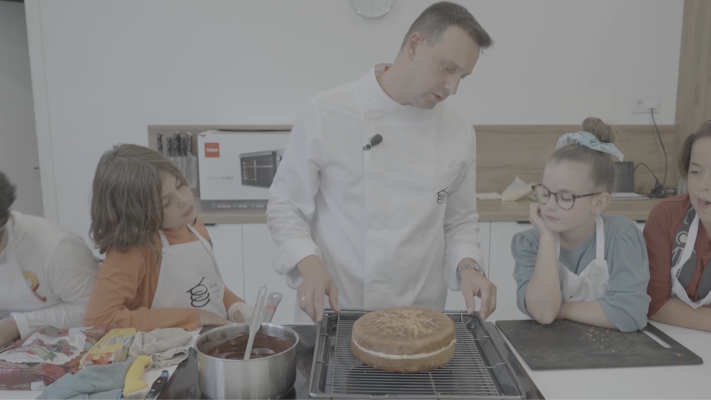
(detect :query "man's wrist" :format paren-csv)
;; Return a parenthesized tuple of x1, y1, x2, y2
(296, 255, 322, 276)
(457, 261, 485, 281)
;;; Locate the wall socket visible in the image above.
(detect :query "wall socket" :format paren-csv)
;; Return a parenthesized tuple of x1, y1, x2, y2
(631, 97, 661, 113)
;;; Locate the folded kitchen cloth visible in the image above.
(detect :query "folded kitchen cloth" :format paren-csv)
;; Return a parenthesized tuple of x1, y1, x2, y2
(37, 356, 135, 400)
(128, 328, 193, 370)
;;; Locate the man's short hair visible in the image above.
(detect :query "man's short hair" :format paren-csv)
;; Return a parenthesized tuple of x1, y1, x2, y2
(401, 1, 492, 50)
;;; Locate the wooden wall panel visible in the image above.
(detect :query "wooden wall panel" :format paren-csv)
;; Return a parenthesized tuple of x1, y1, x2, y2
(675, 0, 711, 181)
(475, 125, 676, 194)
(149, 124, 675, 197)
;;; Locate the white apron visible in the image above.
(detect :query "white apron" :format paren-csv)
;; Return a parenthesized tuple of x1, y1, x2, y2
(670, 210, 711, 308)
(558, 215, 610, 302)
(0, 224, 47, 317)
(151, 224, 227, 318)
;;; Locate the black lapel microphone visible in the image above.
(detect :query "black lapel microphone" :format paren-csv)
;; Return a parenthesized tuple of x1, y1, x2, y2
(363, 134, 383, 151)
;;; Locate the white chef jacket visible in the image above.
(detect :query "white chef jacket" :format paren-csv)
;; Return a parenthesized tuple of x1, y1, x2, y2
(0, 211, 98, 338)
(267, 64, 483, 318)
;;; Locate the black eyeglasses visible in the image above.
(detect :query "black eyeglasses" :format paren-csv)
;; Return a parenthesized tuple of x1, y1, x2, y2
(531, 184, 600, 210)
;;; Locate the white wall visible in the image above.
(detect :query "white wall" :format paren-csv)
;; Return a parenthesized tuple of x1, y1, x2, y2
(25, 0, 683, 242)
(0, 0, 42, 216)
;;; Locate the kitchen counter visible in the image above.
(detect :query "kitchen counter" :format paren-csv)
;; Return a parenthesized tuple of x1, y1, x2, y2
(0, 319, 708, 399)
(199, 199, 663, 224)
(160, 319, 710, 399)
(499, 319, 711, 399)
(160, 323, 543, 400)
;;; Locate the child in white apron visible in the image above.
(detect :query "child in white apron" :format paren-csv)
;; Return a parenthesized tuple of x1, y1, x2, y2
(84, 144, 252, 332)
(511, 118, 651, 332)
(0, 172, 98, 346)
(645, 120, 711, 331)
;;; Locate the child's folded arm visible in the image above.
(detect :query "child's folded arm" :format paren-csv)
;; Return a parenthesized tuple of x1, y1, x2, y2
(83, 246, 200, 331)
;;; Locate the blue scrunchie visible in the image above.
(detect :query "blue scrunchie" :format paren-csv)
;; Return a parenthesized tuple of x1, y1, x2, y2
(556, 131, 624, 161)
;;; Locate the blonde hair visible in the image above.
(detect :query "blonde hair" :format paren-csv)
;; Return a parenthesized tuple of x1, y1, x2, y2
(678, 120, 711, 179)
(90, 144, 187, 255)
(549, 117, 619, 193)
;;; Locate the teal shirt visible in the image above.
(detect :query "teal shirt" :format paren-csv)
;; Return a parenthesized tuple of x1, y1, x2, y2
(511, 215, 651, 332)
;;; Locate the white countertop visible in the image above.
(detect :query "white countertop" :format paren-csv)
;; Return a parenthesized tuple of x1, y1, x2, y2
(0, 323, 708, 399)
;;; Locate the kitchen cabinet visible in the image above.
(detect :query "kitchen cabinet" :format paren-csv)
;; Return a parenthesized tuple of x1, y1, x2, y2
(242, 224, 297, 325)
(488, 222, 533, 322)
(204, 221, 546, 323)
(206, 218, 647, 324)
(206, 224, 245, 299)
(444, 222, 491, 312)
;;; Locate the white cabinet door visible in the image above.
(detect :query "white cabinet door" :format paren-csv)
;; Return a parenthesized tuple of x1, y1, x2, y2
(242, 224, 297, 325)
(488, 222, 534, 322)
(444, 222, 491, 312)
(206, 224, 245, 299)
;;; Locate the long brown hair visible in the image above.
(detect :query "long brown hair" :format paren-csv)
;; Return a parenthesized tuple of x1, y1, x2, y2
(678, 120, 711, 179)
(549, 117, 619, 193)
(90, 144, 187, 255)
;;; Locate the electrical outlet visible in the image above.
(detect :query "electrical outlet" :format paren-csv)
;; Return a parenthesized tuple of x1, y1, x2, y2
(631, 97, 661, 113)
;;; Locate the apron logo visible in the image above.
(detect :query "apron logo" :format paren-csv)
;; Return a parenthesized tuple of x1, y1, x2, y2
(671, 246, 684, 266)
(186, 277, 211, 308)
(437, 188, 448, 204)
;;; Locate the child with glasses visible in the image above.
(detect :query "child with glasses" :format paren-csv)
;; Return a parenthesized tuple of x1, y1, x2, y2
(511, 118, 650, 332)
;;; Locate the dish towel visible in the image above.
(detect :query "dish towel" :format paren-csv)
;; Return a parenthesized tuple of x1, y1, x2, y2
(128, 328, 194, 370)
(38, 356, 135, 400)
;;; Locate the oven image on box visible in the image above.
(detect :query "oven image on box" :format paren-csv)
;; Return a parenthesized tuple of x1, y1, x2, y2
(239, 150, 284, 188)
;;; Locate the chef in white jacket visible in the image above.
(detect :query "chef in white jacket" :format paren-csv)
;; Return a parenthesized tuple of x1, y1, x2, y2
(268, 2, 496, 324)
(0, 172, 98, 346)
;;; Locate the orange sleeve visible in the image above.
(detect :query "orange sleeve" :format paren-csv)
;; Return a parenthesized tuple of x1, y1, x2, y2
(644, 203, 674, 316)
(83, 247, 200, 332)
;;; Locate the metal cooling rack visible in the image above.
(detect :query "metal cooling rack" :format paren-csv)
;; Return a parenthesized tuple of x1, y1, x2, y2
(309, 310, 530, 399)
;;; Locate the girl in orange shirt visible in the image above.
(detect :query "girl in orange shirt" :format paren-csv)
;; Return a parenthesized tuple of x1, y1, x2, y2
(84, 144, 251, 331)
(645, 121, 711, 331)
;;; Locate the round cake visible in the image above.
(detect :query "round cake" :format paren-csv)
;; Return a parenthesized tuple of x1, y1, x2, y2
(351, 306, 456, 373)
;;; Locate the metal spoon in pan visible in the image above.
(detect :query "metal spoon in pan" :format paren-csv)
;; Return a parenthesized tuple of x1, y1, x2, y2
(249, 292, 284, 358)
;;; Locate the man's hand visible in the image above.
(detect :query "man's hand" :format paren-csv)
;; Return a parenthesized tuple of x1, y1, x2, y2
(296, 256, 341, 324)
(460, 268, 497, 320)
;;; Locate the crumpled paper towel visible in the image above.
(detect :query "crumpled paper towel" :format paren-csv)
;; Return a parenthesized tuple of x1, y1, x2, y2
(501, 177, 537, 202)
